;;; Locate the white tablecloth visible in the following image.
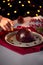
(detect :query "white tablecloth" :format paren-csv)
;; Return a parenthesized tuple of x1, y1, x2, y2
(0, 45, 43, 65)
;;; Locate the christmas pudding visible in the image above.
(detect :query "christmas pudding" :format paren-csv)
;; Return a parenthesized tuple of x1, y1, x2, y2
(16, 28, 35, 43)
(5, 27, 43, 47)
(17, 16, 24, 24)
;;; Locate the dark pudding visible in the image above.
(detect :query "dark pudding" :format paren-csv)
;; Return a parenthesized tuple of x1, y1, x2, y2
(16, 28, 35, 43)
(17, 16, 24, 24)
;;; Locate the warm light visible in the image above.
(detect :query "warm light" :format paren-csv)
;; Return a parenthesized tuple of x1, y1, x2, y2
(7, 0, 10, 2)
(7, 13, 10, 16)
(2, 8, 5, 11)
(8, 3, 10, 5)
(3, 0, 6, 3)
(19, 1, 21, 3)
(33, 5, 35, 7)
(9, 5, 12, 7)
(27, 11, 30, 14)
(14, 10, 17, 13)
(21, 4, 24, 7)
(28, 0, 31, 4)
(36, 14, 38, 16)
(0, 7, 1, 9)
(37, 10, 40, 12)
(39, 6, 42, 8)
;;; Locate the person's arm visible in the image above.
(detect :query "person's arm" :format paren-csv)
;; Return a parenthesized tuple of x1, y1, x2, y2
(0, 15, 3, 31)
(0, 15, 3, 23)
(0, 15, 14, 31)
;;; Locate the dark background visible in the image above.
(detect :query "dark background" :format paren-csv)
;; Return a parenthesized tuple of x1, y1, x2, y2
(0, 0, 43, 20)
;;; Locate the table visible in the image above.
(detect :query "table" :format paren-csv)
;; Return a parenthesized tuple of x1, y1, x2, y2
(0, 30, 43, 65)
(0, 16, 43, 65)
(0, 45, 43, 65)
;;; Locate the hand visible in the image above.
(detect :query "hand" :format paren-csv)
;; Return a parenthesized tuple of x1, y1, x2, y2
(0, 17, 14, 31)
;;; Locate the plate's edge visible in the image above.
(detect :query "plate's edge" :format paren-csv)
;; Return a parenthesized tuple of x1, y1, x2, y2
(5, 31, 43, 47)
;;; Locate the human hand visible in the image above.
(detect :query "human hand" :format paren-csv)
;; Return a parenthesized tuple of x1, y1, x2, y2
(0, 17, 14, 31)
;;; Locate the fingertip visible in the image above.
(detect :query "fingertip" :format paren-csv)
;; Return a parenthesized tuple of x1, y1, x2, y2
(11, 21, 14, 25)
(11, 27, 14, 31)
(2, 27, 6, 31)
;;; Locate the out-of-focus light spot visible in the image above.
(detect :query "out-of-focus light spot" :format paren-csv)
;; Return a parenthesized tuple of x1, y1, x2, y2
(19, 1, 21, 3)
(32, 5, 35, 7)
(3, 0, 6, 3)
(14, 10, 17, 13)
(2, 8, 5, 11)
(28, 0, 31, 4)
(27, 11, 30, 14)
(37, 10, 40, 12)
(21, 4, 24, 7)
(7, 0, 10, 2)
(0, 7, 1, 9)
(8, 3, 10, 5)
(7, 13, 10, 16)
(9, 5, 12, 7)
(36, 14, 38, 16)
(39, 6, 42, 8)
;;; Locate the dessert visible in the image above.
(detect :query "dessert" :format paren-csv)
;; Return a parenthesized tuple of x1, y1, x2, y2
(17, 16, 24, 24)
(16, 28, 35, 43)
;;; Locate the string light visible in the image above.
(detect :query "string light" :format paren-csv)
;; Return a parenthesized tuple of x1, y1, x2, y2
(9, 5, 12, 7)
(7, 0, 10, 2)
(7, 13, 10, 16)
(8, 3, 10, 5)
(1, 1, 43, 18)
(10, 0, 14, 2)
(3, 0, 6, 3)
(21, 4, 24, 7)
(32, 5, 35, 7)
(14, 10, 17, 13)
(37, 10, 40, 12)
(27, 11, 30, 14)
(39, 6, 42, 8)
(2, 8, 5, 11)
(19, 1, 21, 3)
(0, 7, 1, 9)
(36, 14, 38, 16)
(27, 0, 31, 4)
